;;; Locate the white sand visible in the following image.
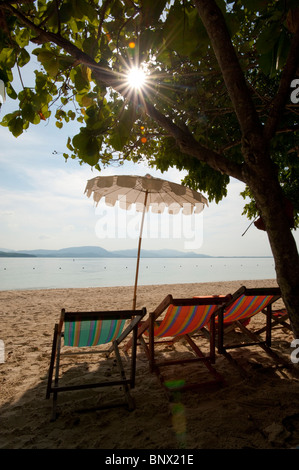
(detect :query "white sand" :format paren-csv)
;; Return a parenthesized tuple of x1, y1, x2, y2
(1, 279, 299, 449)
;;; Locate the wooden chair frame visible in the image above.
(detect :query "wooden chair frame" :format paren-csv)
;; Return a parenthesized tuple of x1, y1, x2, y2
(132, 295, 231, 393)
(46, 307, 146, 420)
(255, 308, 292, 334)
(216, 287, 288, 374)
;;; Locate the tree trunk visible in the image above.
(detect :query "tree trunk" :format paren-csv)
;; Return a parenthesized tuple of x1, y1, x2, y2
(268, 227, 299, 339)
(246, 164, 299, 338)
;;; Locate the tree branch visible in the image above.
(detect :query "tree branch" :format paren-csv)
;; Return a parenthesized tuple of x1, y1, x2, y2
(263, 28, 299, 141)
(193, 0, 263, 140)
(0, 0, 32, 4)
(277, 125, 299, 134)
(144, 100, 245, 181)
(1, 2, 116, 83)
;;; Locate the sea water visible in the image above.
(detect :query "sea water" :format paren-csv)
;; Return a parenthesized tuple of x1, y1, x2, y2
(0, 257, 276, 291)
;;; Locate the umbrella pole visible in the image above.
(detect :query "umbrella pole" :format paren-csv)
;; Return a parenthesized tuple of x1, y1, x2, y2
(132, 190, 148, 310)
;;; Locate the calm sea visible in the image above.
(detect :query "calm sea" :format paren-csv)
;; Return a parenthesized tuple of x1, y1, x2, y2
(0, 257, 276, 291)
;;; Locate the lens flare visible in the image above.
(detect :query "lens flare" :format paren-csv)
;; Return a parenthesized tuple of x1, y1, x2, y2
(127, 67, 146, 90)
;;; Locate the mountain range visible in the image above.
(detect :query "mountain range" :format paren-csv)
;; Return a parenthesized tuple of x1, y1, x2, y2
(0, 246, 213, 259)
(0, 246, 272, 258)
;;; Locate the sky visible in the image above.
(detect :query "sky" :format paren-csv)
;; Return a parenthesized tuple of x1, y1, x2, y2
(1, 63, 298, 258)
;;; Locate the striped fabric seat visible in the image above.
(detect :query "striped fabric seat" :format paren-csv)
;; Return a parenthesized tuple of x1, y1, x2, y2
(217, 287, 284, 374)
(64, 318, 126, 347)
(223, 294, 276, 323)
(46, 307, 146, 420)
(138, 295, 230, 391)
(272, 308, 288, 318)
(150, 303, 219, 338)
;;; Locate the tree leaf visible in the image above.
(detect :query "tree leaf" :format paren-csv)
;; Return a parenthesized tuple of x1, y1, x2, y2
(14, 28, 30, 48)
(72, 130, 100, 164)
(22, 103, 36, 123)
(163, 3, 208, 58)
(109, 106, 135, 151)
(71, 66, 90, 92)
(10, 116, 24, 137)
(5, 83, 17, 100)
(36, 50, 59, 77)
(18, 48, 30, 68)
(0, 48, 17, 69)
(141, 0, 167, 27)
(255, 23, 281, 54)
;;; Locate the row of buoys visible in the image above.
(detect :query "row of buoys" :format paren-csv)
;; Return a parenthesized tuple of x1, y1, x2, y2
(1, 262, 274, 271)
(2, 264, 271, 268)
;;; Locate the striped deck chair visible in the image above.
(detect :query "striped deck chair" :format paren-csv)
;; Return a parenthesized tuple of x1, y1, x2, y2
(255, 308, 292, 335)
(134, 294, 231, 392)
(46, 307, 146, 420)
(216, 286, 286, 372)
(193, 295, 251, 332)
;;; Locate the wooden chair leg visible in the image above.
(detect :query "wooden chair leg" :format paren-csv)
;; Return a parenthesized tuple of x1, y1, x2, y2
(113, 342, 135, 411)
(149, 314, 155, 373)
(51, 330, 62, 421)
(46, 324, 58, 400)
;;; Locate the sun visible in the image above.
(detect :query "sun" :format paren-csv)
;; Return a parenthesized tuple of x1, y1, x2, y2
(127, 67, 146, 90)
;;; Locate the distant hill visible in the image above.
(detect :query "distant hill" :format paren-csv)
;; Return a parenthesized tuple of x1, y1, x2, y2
(14, 246, 114, 258)
(0, 251, 36, 258)
(112, 248, 212, 258)
(0, 246, 272, 259)
(0, 246, 211, 259)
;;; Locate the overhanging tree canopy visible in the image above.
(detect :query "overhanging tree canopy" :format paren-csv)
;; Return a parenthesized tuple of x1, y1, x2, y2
(0, 0, 299, 335)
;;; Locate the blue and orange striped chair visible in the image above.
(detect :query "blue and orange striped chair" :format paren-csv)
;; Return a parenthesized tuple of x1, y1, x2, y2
(46, 307, 146, 420)
(217, 286, 282, 368)
(135, 294, 231, 391)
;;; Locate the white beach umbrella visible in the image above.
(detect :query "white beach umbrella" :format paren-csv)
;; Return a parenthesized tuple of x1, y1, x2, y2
(85, 174, 208, 309)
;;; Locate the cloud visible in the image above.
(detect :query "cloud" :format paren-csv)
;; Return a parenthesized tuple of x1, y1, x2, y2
(38, 234, 52, 240)
(0, 210, 14, 216)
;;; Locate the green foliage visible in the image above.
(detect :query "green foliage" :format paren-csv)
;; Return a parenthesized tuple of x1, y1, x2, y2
(163, 2, 209, 58)
(109, 105, 135, 151)
(0, 0, 298, 218)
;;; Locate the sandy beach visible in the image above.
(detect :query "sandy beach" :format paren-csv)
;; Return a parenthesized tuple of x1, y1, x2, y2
(1, 278, 299, 450)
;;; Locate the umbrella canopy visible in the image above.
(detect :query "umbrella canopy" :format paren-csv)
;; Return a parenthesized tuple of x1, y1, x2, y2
(85, 174, 208, 308)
